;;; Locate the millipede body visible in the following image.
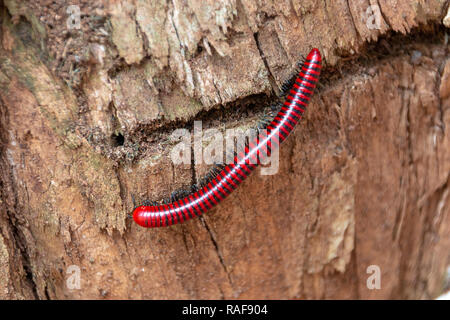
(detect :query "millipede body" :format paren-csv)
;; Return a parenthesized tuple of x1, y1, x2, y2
(133, 48, 322, 228)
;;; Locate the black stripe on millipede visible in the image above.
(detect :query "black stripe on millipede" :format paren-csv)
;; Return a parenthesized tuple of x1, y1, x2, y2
(153, 206, 162, 226)
(176, 203, 186, 222)
(172, 206, 180, 224)
(200, 193, 212, 209)
(172, 202, 184, 220)
(152, 207, 159, 226)
(194, 193, 209, 212)
(303, 66, 321, 73)
(287, 100, 307, 111)
(281, 123, 293, 133)
(300, 69, 320, 79)
(305, 58, 321, 65)
(273, 125, 288, 139)
(223, 177, 237, 191)
(297, 76, 317, 86)
(243, 148, 259, 167)
(212, 180, 227, 199)
(236, 163, 252, 179)
(158, 206, 168, 225)
(217, 180, 232, 196)
(295, 81, 315, 92)
(287, 94, 309, 105)
(199, 190, 213, 209)
(218, 174, 235, 192)
(208, 182, 223, 201)
(224, 165, 242, 183)
(277, 111, 298, 126)
(281, 105, 303, 116)
(230, 165, 246, 181)
(186, 196, 199, 217)
(226, 169, 241, 186)
(170, 205, 179, 224)
(214, 185, 227, 201)
(273, 118, 293, 132)
(235, 162, 252, 176)
(292, 88, 312, 99)
(181, 197, 194, 219)
(293, 86, 312, 97)
(272, 115, 296, 129)
(292, 89, 311, 100)
(206, 185, 221, 204)
(187, 195, 200, 214)
(160, 209, 168, 226)
(242, 160, 256, 173)
(167, 206, 176, 225)
(220, 171, 238, 190)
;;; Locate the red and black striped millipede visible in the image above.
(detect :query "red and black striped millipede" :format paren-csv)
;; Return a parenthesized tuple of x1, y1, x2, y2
(132, 48, 322, 228)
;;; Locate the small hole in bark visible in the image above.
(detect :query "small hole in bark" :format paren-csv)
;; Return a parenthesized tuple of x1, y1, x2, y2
(111, 133, 124, 147)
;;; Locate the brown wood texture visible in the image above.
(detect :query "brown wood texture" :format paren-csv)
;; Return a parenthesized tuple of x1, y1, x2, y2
(0, 0, 449, 299)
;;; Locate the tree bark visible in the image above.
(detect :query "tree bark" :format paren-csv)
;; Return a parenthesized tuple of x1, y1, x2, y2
(0, 0, 449, 299)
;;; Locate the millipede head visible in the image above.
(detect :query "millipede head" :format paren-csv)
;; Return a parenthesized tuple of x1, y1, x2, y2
(306, 48, 322, 64)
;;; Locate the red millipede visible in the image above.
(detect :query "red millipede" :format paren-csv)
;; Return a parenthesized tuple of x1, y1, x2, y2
(132, 48, 322, 228)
